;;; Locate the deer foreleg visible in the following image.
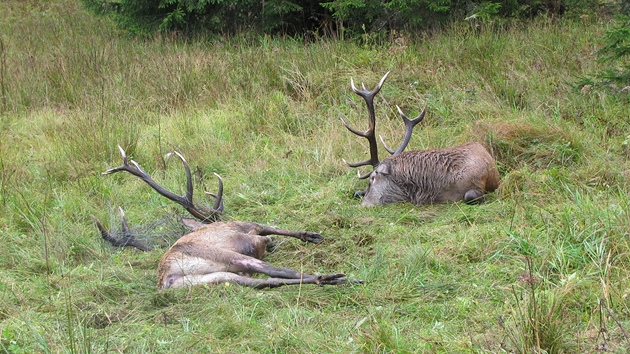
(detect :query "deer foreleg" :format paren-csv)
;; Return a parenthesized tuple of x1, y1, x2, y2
(227, 222, 323, 244)
(254, 225, 324, 244)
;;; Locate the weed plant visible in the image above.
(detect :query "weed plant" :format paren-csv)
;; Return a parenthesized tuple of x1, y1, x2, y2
(0, 0, 629, 352)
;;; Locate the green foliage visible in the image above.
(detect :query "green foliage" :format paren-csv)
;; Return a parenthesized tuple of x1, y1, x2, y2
(82, 0, 316, 35)
(577, 13, 630, 95)
(81, 0, 613, 37)
(466, 1, 502, 24)
(595, 14, 630, 86)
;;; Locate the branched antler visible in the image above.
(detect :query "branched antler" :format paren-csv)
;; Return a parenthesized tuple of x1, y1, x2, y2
(103, 145, 223, 223)
(342, 72, 426, 179)
(341, 71, 390, 179)
(380, 103, 427, 155)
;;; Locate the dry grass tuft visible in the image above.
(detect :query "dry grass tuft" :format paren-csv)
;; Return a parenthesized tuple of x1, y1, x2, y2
(474, 119, 583, 172)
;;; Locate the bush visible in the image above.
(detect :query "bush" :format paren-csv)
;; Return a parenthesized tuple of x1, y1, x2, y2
(81, 0, 610, 38)
(81, 0, 333, 36)
(576, 12, 630, 95)
(595, 14, 630, 87)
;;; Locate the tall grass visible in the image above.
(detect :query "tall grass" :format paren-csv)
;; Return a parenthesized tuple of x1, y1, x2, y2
(1, 0, 629, 352)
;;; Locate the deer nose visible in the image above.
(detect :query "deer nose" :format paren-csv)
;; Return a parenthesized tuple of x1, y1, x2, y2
(353, 190, 366, 199)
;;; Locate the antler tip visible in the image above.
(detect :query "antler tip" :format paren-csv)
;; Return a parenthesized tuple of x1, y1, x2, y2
(377, 71, 391, 88)
(102, 167, 119, 175)
(350, 77, 358, 92)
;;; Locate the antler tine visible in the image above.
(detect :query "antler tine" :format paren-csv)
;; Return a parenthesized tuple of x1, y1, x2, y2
(104, 145, 222, 223)
(161, 151, 223, 222)
(340, 158, 374, 180)
(380, 103, 427, 156)
(342, 157, 375, 168)
(339, 117, 369, 138)
(379, 134, 395, 155)
(204, 173, 224, 213)
(342, 71, 391, 177)
(118, 206, 130, 234)
(168, 151, 194, 204)
(350, 71, 390, 97)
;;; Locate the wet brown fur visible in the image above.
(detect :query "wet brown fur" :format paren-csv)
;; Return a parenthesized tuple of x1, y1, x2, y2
(362, 142, 500, 206)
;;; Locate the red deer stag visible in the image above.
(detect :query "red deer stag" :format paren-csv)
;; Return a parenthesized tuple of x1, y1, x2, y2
(96, 146, 353, 289)
(342, 72, 500, 207)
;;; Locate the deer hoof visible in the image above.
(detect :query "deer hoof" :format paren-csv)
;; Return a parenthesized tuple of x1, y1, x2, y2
(317, 273, 347, 286)
(303, 232, 323, 244)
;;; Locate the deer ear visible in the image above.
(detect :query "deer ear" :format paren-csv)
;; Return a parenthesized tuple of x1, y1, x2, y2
(181, 218, 207, 230)
(375, 163, 390, 175)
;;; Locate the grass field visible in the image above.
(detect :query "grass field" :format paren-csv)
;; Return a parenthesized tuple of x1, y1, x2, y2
(1, 1, 629, 352)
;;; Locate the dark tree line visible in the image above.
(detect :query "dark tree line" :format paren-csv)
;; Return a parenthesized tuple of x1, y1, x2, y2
(82, 0, 611, 38)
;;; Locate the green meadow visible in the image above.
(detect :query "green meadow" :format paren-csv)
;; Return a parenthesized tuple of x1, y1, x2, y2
(0, 1, 628, 352)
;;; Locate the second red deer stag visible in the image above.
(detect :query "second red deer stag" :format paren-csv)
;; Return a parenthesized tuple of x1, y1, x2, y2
(96, 146, 354, 289)
(342, 72, 500, 207)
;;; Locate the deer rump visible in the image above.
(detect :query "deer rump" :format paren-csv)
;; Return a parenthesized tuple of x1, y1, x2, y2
(342, 72, 500, 206)
(96, 146, 353, 290)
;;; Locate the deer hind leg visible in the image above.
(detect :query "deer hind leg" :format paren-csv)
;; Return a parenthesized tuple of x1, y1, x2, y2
(167, 272, 347, 289)
(229, 253, 331, 280)
(160, 251, 347, 289)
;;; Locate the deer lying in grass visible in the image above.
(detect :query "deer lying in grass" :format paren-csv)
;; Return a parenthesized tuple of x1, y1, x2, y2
(96, 146, 353, 289)
(342, 72, 500, 207)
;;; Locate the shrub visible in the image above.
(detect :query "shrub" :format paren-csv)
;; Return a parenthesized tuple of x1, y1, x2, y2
(595, 14, 630, 88)
(81, 0, 611, 38)
(576, 12, 630, 95)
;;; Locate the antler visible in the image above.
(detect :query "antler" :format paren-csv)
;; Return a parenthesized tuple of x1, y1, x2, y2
(342, 72, 427, 178)
(341, 71, 390, 179)
(380, 103, 427, 155)
(103, 145, 223, 223)
(93, 207, 153, 252)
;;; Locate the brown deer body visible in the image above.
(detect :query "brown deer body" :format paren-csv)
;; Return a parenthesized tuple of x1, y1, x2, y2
(156, 219, 345, 289)
(97, 146, 353, 289)
(361, 142, 499, 206)
(342, 72, 499, 207)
